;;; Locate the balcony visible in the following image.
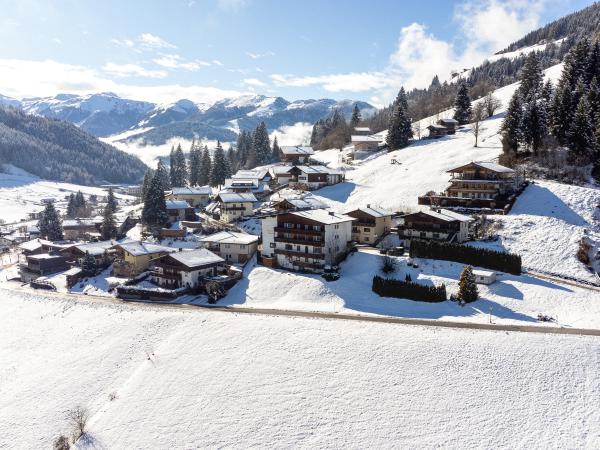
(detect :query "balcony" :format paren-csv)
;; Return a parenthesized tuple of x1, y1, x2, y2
(275, 248, 325, 259)
(274, 226, 323, 236)
(353, 222, 376, 228)
(275, 235, 324, 246)
(223, 206, 247, 211)
(293, 260, 325, 270)
(152, 270, 181, 281)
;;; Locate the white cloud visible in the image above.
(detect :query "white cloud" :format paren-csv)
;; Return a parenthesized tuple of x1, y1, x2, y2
(102, 62, 168, 79)
(271, 72, 388, 93)
(212, 59, 224, 66)
(217, 0, 246, 12)
(153, 54, 212, 71)
(0, 58, 247, 104)
(242, 78, 266, 87)
(246, 51, 275, 60)
(269, 123, 313, 146)
(139, 33, 177, 50)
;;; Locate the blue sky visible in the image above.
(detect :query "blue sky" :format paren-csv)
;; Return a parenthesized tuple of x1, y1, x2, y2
(0, 0, 593, 105)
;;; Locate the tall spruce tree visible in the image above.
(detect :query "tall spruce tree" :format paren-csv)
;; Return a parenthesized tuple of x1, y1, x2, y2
(457, 265, 478, 303)
(252, 122, 271, 166)
(518, 53, 544, 101)
(210, 141, 228, 187)
(501, 93, 524, 153)
(38, 202, 63, 241)
(106, 187, 118, 213)
(142, 170, 169, 227)
(568, 97, 596, 164)
(593, 114, 600, 182)
(350, 104, 361, 129)
(155, 160, 171, 192)
(171, 143, 188, 187)
(271, 136, 281, 162)
(141, 168, 154, 202)
(386, 87, 413, 150)
(81, 252, 97, 277)
(100, 203, 117, 240)
(66, 193, 76, 218)
(169, 145, 176, 186)
(453, 82, 472, 124)
(188, 141, 202, 186)
(521, 96, 548, 154)
(199, 146, 211, 186)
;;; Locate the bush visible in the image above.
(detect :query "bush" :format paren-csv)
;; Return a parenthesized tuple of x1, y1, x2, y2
(576, 238, 591, 265)
(53, 435, 70, 450)
(409, 239, 521, 275)
(372, 275, 446, 302)
(380, 255, 397, 273)
(67, 406, 88, 441)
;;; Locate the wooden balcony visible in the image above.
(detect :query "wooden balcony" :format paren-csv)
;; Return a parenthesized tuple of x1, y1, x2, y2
(274, 227, 323, 236)
(275, 248, 325, 259)
(275, 235, 324, 246)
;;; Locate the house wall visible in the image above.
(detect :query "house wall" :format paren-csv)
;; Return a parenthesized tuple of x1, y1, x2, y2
(351, 216, 392, 244)
(119, 251, 167, 275)
(167, 193, 210, 208)
(180, 266, 218, 288)
(261, 216, 277, 257)
(203, 241, 257, 263)
(323, 221, 352, 265)
(220, 202, 253, 222)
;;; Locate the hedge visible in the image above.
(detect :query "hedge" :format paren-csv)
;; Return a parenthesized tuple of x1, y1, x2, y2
(372, 275, 447, 302)
(409, 239, 521, 275)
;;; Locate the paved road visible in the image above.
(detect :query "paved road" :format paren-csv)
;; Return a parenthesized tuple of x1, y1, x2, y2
(4, 284, 600, 338)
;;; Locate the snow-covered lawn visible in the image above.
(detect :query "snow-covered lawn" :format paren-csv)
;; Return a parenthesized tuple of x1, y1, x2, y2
(0, 288, 598, 449)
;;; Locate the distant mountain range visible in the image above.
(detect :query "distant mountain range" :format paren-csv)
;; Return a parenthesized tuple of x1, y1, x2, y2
(0, 92, 376, 145)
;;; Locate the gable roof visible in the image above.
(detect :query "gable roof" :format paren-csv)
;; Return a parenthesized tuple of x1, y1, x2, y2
(170, 186, 212, 196)
(62, 219, 96, 228)
(290, 209, 356, 225)
(447, 161, 515, 174)
(346, 205, 392, 218)
(354, 127, 371, 132)
(351, 135, 383, 143)
(113, 241, 176, 257)
(72, 240, 117, 256)
(200, 230, 258, 245)
(232, 169, 269, 180)
(167, 248, 224, 268)
(280, 146, 314, 156)
(216, 192, 257, 203)
(407, 209, 473, 223)
(294, 165, 343, 175)
(165, 199, 192, 210)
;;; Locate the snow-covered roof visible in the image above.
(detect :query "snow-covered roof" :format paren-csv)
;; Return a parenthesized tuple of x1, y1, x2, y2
(473, 269, 496, 277)
(290, 209, 356, 225)
(354, 127, 371, 132)
(73, 240, 116, 256)
(114, 241, 176, 257)
(270, 165, 294, 175)
(217, 192, 257, 203)
(432, 209, 473, 222)
(165, 200, 191, 210)
(168, 248, 224, 268)
(18, 239, 44, 252)
(294, 165, 343, 175)
(351, 135, 383, 143)
(170, 186, 212, 195)
(448, 161, 515, 174)
(200, 231, 259, 245)
(224, 178, 259, 188)
(439, 118, 458, 124)
(280, 146, 314, 156)
(62, 219, 96, 228)
(28, 253, 65, 260)
(281, 197, 327, 210)
(347, 205, 392, 218)
(232, 169, 269, 180)
(417, 209, 473, 223)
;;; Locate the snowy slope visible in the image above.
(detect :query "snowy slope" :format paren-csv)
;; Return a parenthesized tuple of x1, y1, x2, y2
(0, 289, 599, 449)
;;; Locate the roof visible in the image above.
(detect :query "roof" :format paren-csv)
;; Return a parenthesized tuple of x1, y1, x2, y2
(62, 219, 96, 228)
(432, 209, 473, 222)
(19, 239, 44, 252)
(414, 209, 473, 223)
(232, 169, 269, 180)
(280, 197, 327, 210)
(354, 127, 371, 132)
(351, 135, 383, 143)
(473, 269, 496, 277)
(447, 161, 515, 174)
(289, 209, 356, 225)
(280, 146, 315, 156)
(28, 253, 65, 261)
(200, 231, 259, 245)
(114, 241, 176, 257)
(217, 192, 257, 203)
(72, 240, 116, 256)
(439, 118, 459, 124)
(347, 206, 392, 218)
(64, 267, 82, 276)
(427, 124, 448, 130)
(270, 165, 294, 175)
(224, 178, 259, 188)
(294, 165, 343, 175)
(170, 186, 212, 195)
(165, 200, 192, 210)
(168, 248, 224, 268)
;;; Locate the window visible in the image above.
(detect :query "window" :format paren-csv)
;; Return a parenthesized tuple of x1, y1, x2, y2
(363, 227, 370, 232)
(313, 225, 321, 231)
(285, 244, 292, 250)
(365, 237, 369, 242)
(240, 244, 246, 249)
(420, 232, 426, 238)
(284, 223, 293, 229)
(270, 243, 275, 248)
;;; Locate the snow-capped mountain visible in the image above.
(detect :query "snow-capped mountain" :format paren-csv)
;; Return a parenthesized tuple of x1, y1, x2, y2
(3, 91, 375, 145)
(0, 94, 21, 108)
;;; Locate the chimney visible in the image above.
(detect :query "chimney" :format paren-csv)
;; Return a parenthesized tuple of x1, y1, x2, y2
(179, 247, 183, 252)
(367, 204, 371, 209)
(329, 211, 335, 216)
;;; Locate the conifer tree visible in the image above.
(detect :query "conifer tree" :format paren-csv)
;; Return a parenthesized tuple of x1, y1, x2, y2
(350, 104, 361, 129)
(457, 265, 478, 303)
(386, 87, 413, 150)
(568, 97, 596, 164)
(155, 160, 171, 192)
(550, 84, 573, 144)
(271, 136, 281, 162)
(188, 141, 202, 186)
(171, 143, 188, 187)
(100, 203, 117, 240)
(81, 252, 97, 277)
(501, 93, 524, 154)
(252, 122, 271, 166)
(141, 168, 154, 202)
(142, 170, 169, 227)
(106, 187, 118, 213)
(66, 193, 76, 218)
(587, 77, 600, 125)
(453, 82, 472, 124)
(38, 202, 63, 241)
(210, 141, 228, 187)
(592, 114, 600, 182)
(199, 146, 211, 186)
(518, 53, 544, 101)
(521, 96, 548, 154)
(227, 144, 239, 172)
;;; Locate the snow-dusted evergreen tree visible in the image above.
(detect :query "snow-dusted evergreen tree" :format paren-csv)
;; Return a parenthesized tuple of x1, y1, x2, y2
(155, 160, 171, 192)
(141, 168, 154, 202)
(106, 187, 118, 213)
(457, 265, 478, 303)
(142, 170, 169, 227)
(199, 146, 211, 186)
(81, 251, 97, 277)
(501, 93, 524, 153)
(541, 79, 554, 105)
(521, 96, 548, 154)
(252, 122, 271, 166)
(271, 136, 281, 163)
(66, 193, 77, 218)
(171, 143, 188, 187)
(550, 83, 573, 144)
(587, 77, 600, 125)
(210, 141, 228, 187)
(169, 145, 176, 186)
(568, 97, 596, 164)
(593, 114, 600, 182)
(350, 104, 361, 129)
(453, 82, 472, 124)
(517, 53, 543, 102)
(386, 87, 413, 150)
(188, 141, 202, 186)
(100, 203, 117, 240)
(38, 202, 63, 241)
(227, 144, 239, 173)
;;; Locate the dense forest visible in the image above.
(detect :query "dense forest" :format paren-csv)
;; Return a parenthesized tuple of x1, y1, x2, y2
(0, 106, 147, 185)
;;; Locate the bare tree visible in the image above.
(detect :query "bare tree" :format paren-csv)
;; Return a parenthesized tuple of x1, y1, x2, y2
(412, 121, 422, 140)
(483, 93, 502, 118)
(471, 103, 486, 148)
(67, 406, 89, 441)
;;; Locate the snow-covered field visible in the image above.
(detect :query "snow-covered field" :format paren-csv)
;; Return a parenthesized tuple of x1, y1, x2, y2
(1, 288, 599, 449)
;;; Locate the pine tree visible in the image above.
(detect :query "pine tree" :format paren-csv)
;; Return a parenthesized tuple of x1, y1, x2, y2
(141, 168, 154, 202)
(227, 144, 239, 172)
(169, 145, 176, 186)
(171, 143, 188, 187)
(592, 114, 600, 182)
(38, 202, 63, 241)
(106, 187, 118, 213)
(66, 193, 76, 218)
(453, 82, 472, 124)
(587, 77, 600, 125)
(252, 122, 271, 166)
(350, 104, 361, 129)
(210, 141, 228, 187)
(155, 160, 171, 192)
(457, 265, 478, 303)
(142, 170, 169, 227)
(568, 96, 596, 164)
(100, 203, 117, 240)
(81, 252, 97, 277)
(550, 83, 573, 144)
(188, 141, 201, 186)
(386, 88, 413, 150)
(521, 96, 548, 154)
(518, 53, 544, 101)
(501, 93, 524, 153)
(541, 79, 554, 104)
(271, 136, 281, 162)
(199, 146, 211, 186)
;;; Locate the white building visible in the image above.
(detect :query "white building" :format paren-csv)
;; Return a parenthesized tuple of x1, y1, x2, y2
(200, 230, 259, 264)
(215, 192, 257, 222)
(152, 248, 225, 289)
(473, 269, 496, 285)
(166, 186, 212, 208)
(280, 146, 315, 163)
(261, 209, 355, 273)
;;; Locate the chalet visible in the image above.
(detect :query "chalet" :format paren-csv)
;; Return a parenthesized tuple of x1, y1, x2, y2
(200, 230, 258, 264)
(111, 241, 176, 277)
(20, 253, 69, 282)
(288, 166, 344, 190)
(269, 165, 295, 185)
(18, 239, 46, 256)
(398, 208, 473, 246)
(151, 248, 225, 289)
(61, 241, 117, 268)
(62, 219, 98, 241)
(445, 161, 518, 200)
(272, 196, 327, 212)
(427, 118, 459, 137)
(351, 134, 383, 153)
(261, 209, 355, 273)
(232, 169, 271, 184)
(280, 146, 315, 164)
(166, 186, 212, 208)
(353, 126, 371, 135)
(215, 192, 257, 223)
(345, 205, 393, 244)
(165, 200, 196, 221)
(222, 178, 269, 197)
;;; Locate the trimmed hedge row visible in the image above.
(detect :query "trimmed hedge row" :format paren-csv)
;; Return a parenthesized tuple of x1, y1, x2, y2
(409, 239, 521, 275)
(372, 275, 447, 302)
